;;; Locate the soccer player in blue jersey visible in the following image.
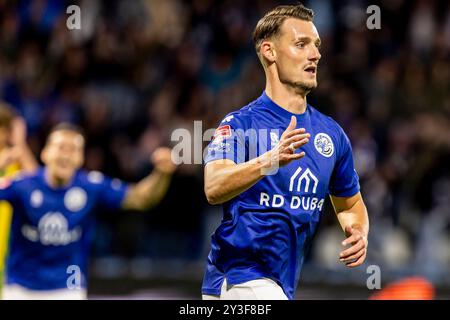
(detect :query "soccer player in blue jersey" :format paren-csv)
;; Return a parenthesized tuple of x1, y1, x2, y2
(0, 123, 176, 299)
(202, 4, 369, 300)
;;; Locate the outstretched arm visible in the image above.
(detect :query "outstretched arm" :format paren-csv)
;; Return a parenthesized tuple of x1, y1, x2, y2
(0, 117, 38, 173)
(121, 147, 177, 211)
(330, 192, 369, 268)
(205, 116, 310, 205)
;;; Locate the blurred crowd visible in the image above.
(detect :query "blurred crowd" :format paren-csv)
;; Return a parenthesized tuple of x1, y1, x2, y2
(0, 0, 449, 287)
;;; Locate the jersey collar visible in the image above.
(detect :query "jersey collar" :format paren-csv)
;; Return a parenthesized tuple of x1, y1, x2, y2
(259, 91, 310, 121)
(40, 167, 78, 192)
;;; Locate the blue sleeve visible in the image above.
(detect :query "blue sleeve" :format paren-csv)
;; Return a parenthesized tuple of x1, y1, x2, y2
(329, 128, 360, 197)
(204, 113, 247, 164)
(0, 177, 17, 203)
(96, 175, 129, 210)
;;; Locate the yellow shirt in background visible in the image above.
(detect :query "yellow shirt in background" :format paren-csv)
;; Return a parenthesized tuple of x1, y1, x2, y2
(0, 163, 20, 274)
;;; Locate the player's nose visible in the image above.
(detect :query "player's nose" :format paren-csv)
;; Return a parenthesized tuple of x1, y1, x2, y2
(309, 46, 321, 62)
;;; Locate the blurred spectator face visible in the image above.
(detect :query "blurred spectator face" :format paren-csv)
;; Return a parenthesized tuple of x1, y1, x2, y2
(273, 18, 321, 91)
(41, 130, 84, 182)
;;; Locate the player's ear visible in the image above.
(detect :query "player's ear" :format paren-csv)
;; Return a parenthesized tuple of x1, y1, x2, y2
(260, 41, 277, 64)
(40, 147, 49, 165)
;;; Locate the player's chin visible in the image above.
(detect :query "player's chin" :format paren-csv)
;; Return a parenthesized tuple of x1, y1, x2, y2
(56, 167, 76, 180)
(303, 79, 317, 89)
(295, 80, 317, 92)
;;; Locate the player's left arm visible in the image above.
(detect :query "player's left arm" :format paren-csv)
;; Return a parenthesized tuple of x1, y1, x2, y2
(330, 192, 369, 268)
(121, 147, 177, 211)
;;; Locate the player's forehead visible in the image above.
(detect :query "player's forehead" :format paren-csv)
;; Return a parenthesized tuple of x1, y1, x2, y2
(48, 130, 84, 148)
(279, 18, 320, 43)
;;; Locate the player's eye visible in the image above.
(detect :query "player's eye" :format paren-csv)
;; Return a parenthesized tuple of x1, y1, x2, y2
(296, 42, 305, 48)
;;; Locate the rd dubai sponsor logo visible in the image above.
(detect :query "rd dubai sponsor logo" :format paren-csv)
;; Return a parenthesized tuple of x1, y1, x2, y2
(260, 166, 325, 211)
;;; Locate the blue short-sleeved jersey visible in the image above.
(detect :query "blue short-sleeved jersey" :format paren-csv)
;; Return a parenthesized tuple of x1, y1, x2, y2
(0, 167, 128, 290)
(202, 92, 360, 299)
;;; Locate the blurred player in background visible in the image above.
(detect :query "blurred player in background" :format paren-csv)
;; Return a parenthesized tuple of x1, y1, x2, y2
(0, 123, 176, 299)
(203, 4, 369, 300)
(0, 102, 38, 299)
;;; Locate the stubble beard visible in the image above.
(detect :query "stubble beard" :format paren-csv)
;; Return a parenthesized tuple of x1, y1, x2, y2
(285, 79, 317, 96)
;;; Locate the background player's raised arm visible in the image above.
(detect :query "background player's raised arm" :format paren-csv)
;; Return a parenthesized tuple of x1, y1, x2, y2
(0, 116, 38, 174)
(205, 116, 309, 205)
(121, 147, 177, 211)
(331, 192, 369, 268)
(9, 117, 38, 172)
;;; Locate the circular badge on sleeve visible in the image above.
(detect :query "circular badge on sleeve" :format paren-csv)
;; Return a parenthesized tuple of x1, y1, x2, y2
(314, 133, 334, 157)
